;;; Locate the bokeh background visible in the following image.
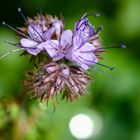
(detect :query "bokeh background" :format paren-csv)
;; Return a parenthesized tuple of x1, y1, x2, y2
(0, 0, 140, 140)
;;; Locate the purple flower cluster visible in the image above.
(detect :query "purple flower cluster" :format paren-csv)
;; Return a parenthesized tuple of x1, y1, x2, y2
(2, 11, 104, 104)
(19, 13, 102, 70)
(20, 15, 63, 56)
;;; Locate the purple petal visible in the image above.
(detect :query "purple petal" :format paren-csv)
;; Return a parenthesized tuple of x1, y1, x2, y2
(42, 27, 55, 40)
(44, 40, 60, 60)
(78, 42, 96, 52)
(53, 20, 64, 39)
(65, 49, 73, 61)
(82, 26, 95, 41)
(20, 38, 40, 55)
(74, 53, 98, 70)
(36, 42, 46, 51)
(72, 53, 90, 70)
(60, 30, 73, 48)
(25, 48, 41, 55)
(71, 41, 98, 70)
(20, 38, 38, 48)
(78, 53, 98, 65)
(73, 32, 82, 49)
(75, 13, 88, 31)
(28, 24, 43, 42)
(52, 54, 65, 61)
(80, 54, 98, 70)
(75, 14, 95, 41)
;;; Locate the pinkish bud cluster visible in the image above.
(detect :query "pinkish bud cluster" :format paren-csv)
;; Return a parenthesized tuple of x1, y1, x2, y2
(24, 62, 90, 103)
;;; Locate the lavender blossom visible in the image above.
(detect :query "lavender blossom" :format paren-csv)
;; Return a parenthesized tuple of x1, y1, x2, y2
(2, 13, 64, 56)
(1, 10, 106, 107)
(20, 16, 64, 55)
(44, 14, 102, 70)
(69, 31, 99, 70)
(44, 30, 73, 61)
(75, 13, 102, 49)
(20, 24, 55, 55)
(64, 13, 103, 70)
(75, 13, 95, 42)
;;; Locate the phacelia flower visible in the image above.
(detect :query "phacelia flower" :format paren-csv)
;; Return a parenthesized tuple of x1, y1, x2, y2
(44, 29, 73, 61)
(44, 13, 103, 70)
(1, 9, 107, 106)
(75, 13, 95, 42)
(2, 11, 64, 56)
(75, 13, 102, 49)
(20, 15, 64, 55)
(64, 14, 103, 70)
(69, 31, 98, 70)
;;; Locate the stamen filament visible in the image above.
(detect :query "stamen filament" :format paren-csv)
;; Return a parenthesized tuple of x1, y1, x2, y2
(95, 44, 127, 51)
(96, 63, 115, 71)
(5, 40, 20, 47)
(5, 40, 37, 49)
(18, 8, 28, 23)
(85, 13, 100, 18)
(93, 66, 115, 80)
(2, 21, 30, 39)
(0, 48, 24, 60)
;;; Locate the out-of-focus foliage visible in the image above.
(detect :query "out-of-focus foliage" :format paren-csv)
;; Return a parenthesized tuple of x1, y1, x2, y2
(0, 0, 140, 140)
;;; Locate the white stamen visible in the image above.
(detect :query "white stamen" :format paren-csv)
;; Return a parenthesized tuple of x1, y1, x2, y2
(2, 21, 31, 39)
(2, 21, 6, 25)
(93, 65, 115, 80)
(94, 13, 100, 17)
(121, 44, 127, 48)
(96, 63, 115, 71)
(18, 7, 21, 12)
(17, 7, 28, 23)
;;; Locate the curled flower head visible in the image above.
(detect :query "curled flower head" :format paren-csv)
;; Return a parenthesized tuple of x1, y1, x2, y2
(75, 13, 95, 41)
(24, 62, 90, 103)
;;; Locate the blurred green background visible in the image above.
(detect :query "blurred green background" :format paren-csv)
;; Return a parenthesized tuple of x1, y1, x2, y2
(0, 0, 140, 140)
